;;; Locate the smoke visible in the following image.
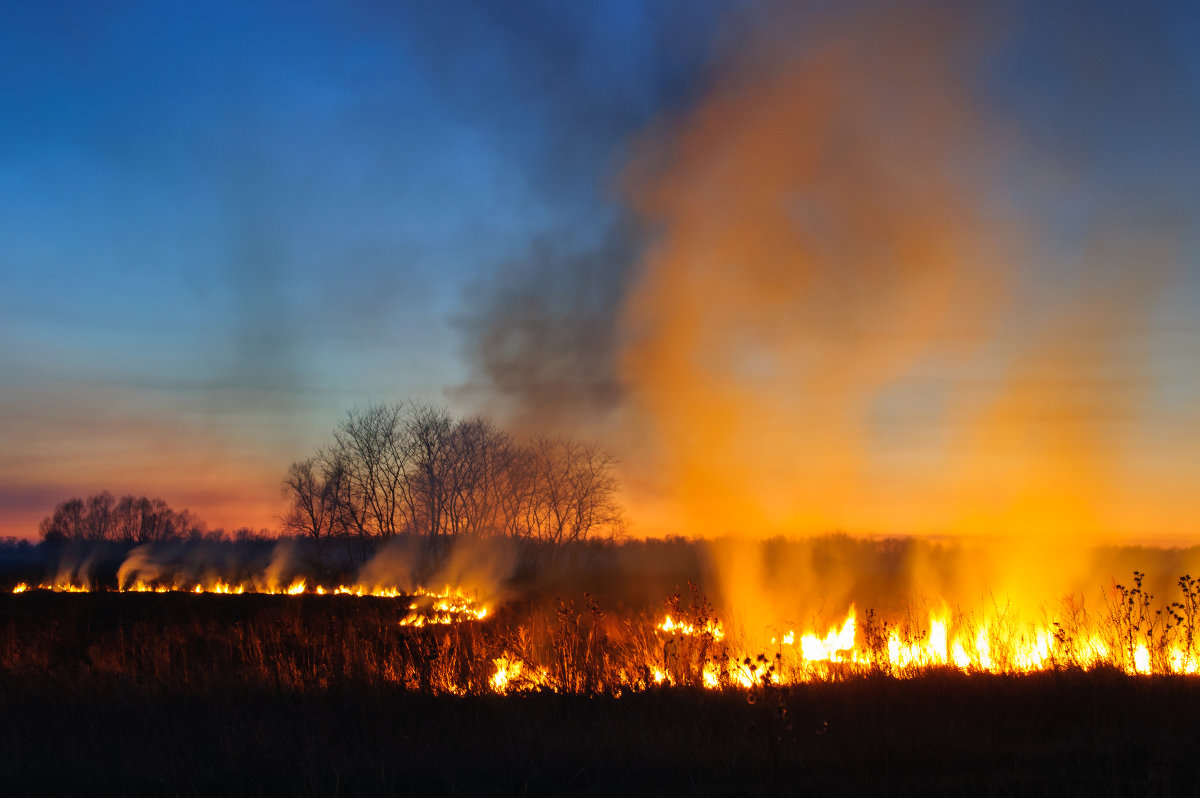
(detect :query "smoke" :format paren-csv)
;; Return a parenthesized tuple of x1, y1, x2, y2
(50, 547, 105, 591)
(117, 541, 277, 590)
(355, 536, 518, 606)
(614, 0, 1200, 545)
(21, 532, 1200, 671)
(117, 545, 164, 589)
(695, 534, 1200, 651)
(449, 2, 728, 433)
(456, 222, 639, 435)
(41, 535, 520, 609)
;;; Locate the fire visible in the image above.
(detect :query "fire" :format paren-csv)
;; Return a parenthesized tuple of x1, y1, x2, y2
(1133, 644, 1151, 675)
(490, 655, 521, 694)
(658, 614, 724, 641)
(796, 608, 857, 663)
(10, 577, 491, 629)
(400, 588, 489, 626)
(38, 582, 90, 593)
(489, 654, 550, 694)
(640, 582, 1200, 689)
(128, 580, 171, 593)
(12, 564, 1200, 691)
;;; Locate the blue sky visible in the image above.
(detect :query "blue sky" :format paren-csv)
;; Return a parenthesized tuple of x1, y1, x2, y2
(2, 0, 1198, 540)
(0, 0, 724, 532)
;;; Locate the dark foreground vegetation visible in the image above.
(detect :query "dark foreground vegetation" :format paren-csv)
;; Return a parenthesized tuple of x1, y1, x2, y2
(5, 662, 1200, 795)
(3, 592, 1200, 796)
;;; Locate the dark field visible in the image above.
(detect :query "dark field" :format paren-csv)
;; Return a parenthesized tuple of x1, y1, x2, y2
(3, 592, 1200, 796)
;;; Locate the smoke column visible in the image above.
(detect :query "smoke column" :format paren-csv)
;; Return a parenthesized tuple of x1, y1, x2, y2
(616, 0, 1200, 547)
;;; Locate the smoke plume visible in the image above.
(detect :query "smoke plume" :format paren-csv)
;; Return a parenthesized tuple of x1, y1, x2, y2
(615, 0, 1200, 545)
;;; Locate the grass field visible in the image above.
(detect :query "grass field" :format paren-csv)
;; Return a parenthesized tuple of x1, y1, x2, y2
(4, 591, 1200, 796)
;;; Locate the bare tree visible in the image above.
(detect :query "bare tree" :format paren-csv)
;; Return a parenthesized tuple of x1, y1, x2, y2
(444, 417, 512, 538)
(282, 457, 338, 562)
(83, 491, 115, 541)
(504, 436, 624, 568)
(331, 404, 415, 539)
(112, 496, 141, 543)
(38, 498, 84, 543)
(560, 440, 624, 545)
(283, 401, 625, 568)
(40, 493, 203, 544)
(495, 437, 539, 541)
(406, 403, 454, 539)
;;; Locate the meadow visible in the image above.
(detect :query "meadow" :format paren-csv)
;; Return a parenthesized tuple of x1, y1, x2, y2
(5, 536, 1200, 795)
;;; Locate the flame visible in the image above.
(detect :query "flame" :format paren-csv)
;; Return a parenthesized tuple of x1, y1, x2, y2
(658, 614, 725, 641)
(639, 590, 1200, 690)
(9, 578, 489, 623)
(489, 654, 551, 694)
(127, 580, 170, 593)
(797, 608, 857, 663)
(47, 582, 90, 593)
(490, 655, 520, 694)
(399, 587, 490, 626)
(14, 567, 1200, 688)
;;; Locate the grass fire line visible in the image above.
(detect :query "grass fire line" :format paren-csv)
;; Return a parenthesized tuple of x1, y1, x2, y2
(9, 568, 1200, 691)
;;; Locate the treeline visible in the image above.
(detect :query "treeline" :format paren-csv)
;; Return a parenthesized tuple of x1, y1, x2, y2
(35, 402, 626, 561)
(282, 402, 624, 561)
(38, 492, 270, 545)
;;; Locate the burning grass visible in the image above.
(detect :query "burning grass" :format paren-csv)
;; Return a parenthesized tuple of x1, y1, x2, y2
(6, 540, 1200, 795)
(7, 567, 1200, 696)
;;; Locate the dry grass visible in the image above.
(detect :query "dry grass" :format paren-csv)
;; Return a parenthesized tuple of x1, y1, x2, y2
(6, 587, 1200, 794)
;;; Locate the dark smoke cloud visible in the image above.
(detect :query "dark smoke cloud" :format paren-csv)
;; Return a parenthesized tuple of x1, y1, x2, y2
(452, 0, 1200, 455)
(432, 1, 731, 429)
(454, 219, 641, 435)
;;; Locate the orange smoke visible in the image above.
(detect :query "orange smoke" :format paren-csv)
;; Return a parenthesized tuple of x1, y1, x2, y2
(616, 2, 1197, 545)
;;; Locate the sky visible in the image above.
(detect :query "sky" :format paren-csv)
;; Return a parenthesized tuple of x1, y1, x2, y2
(2, 0, 1199, 543)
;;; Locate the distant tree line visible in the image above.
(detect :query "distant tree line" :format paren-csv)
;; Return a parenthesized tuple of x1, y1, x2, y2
(282, 402, 625, 562)
(34, 402, 626, 561)
(38, 492, 272, 545)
